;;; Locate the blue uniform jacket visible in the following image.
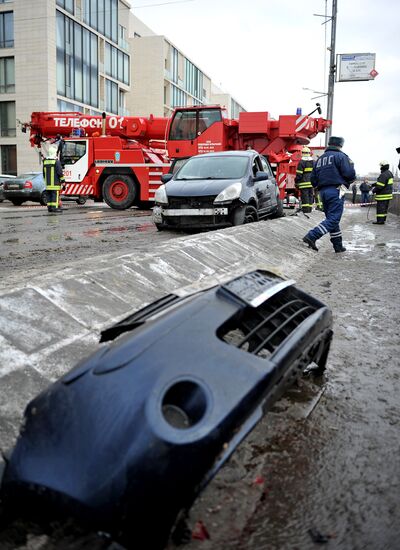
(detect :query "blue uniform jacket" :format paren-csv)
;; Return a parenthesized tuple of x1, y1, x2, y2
(311, 147, 356, 190)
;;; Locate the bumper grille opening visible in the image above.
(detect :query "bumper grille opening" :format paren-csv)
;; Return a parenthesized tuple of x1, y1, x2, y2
(168, 195, 217, 209)
(219, 287, 318, 360)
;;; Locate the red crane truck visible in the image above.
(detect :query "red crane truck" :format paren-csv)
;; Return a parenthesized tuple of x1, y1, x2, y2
(24, 106, 330, 210)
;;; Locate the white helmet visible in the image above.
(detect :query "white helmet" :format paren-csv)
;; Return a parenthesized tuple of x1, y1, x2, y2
(302, 146, 311, 155)
(47, 145, 58, 159)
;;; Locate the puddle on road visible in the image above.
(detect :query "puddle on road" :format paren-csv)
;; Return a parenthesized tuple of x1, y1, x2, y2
(3, 238, 19, 244)
(82, 222, 154, 237)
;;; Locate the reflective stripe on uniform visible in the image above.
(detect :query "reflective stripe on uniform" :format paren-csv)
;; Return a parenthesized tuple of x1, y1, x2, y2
(375, 181, 385, 187)
(377, 214, 387, 217)
(298, 183, 313, 188)
(304, 167, 313, 172)
(375, 194, 393, 200)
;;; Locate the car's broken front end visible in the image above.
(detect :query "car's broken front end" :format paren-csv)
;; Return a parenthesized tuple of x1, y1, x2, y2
(0, 269, 332, 548)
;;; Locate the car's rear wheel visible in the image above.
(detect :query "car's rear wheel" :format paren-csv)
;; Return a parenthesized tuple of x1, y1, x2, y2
(232, 205, 258, 226)
(11, 199, 24, 206)
(103, 175, 137, 210)
(40, 191, 48, 206)
(76, 196, 87, 205)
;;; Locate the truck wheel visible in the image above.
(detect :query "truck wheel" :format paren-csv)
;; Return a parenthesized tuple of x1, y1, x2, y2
(76, 196, 87, 205)
(40, 191, 48, 206)
(155, 223, 165, 231)
(11, 199, 24, 206)
(103, 175, 137, 210)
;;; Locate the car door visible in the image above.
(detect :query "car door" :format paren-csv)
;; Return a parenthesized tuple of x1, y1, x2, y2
(260, 156, 278, 212)
(251, 155, 271, 214)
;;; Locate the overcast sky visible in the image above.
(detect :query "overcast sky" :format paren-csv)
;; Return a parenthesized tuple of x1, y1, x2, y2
(132, 0, 400, 176)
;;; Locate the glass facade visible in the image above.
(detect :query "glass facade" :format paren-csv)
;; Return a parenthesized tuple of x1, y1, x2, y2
(105, 42, 129, 85)
(0, 57, 14, 93)
(0, 101, 15, 137)
(171, 47, 178, 84)
(105, 79, 118, 113)
(0, 11, 13, 48)
(1, 144, 16, 175)
(56, 11, 98, 108)
(171, 84, 186, 108)
(83, 0, 118, 44)
(57, 99, 83, 112)
(184, 59, 203, 101)
(56, 0, 74, 15)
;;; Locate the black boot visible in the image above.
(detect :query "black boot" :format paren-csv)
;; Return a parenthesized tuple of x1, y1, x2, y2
(372, 221, 384, 224)
(303, 235, 318, 251)
(331, 236, 346, 253)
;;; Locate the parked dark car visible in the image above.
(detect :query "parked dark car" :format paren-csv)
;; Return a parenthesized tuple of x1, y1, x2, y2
(2, 172, 47, 206)
(3, 172, 87, 206)
(153, 150, 284, 230)
(0, 269, 332, 549)
(0, 174, 16, 202)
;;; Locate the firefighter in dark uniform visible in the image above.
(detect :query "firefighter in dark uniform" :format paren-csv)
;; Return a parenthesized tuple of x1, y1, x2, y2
(371, 161, 393, 224)
(43, 145, 65, 213)
(295, 146, 314, 213)
(303, 136, 356, 253)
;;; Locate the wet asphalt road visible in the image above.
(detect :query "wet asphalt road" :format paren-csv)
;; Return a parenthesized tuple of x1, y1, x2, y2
(0, 202, 400, 549)
(0, 200, 176, 284)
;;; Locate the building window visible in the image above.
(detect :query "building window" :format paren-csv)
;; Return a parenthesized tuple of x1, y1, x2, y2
(0, 57, 14, 93)
(105, 41, 129, 85)
(171, 84, 187, 109)
(56, 0, 74, 14)
(83, 0, 118, 43)
(171, 47, 178, 84)
(56, 11, 98, 109)
(105, 78, 118, 114)
(57, 99, 83, 112)
(0, 12, 13, 48)
(1, 144, 16, 175)
(184, 59, 203, 101)
(0, 101, 15, 137)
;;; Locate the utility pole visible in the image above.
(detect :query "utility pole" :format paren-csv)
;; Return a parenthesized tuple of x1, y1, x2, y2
(326, 0, 338, 145)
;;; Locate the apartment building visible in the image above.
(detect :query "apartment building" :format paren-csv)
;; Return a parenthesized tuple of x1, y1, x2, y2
(0, 0, 132, 174)
(127, 15, 245, 119)
(0, 2, 244, 175)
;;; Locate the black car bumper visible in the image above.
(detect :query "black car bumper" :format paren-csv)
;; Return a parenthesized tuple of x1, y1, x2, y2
(1, 269, 333, 548)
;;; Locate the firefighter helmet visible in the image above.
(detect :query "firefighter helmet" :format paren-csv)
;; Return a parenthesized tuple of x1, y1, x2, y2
(47, 145, 58, 159)
(301, 146, 311, 155)
(379, 160, 389, 167)
(328, 136, 344, 148)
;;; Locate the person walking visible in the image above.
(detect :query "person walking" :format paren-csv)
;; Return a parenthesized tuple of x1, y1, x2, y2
(359, 179, 370, 206)
(295, 146, 314, 213)
(351, 181, 357, 204)
(302, 136, 356, 253)
(371, 161, 393, 224)
(43, 145, 65, 214)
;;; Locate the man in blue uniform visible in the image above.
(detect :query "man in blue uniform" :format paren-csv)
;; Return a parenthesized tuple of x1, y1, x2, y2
(302, 136, 356, 253)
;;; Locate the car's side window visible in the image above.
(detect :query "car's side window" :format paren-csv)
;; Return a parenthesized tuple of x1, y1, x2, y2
(260, 156, 273, 178)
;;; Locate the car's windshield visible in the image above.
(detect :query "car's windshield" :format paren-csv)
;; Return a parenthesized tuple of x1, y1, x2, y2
(176, 156, 248, 180)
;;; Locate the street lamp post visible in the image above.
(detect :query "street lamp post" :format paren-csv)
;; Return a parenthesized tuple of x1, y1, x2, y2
(326, 0, 337, 145)
(313, 0, 338, 145)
